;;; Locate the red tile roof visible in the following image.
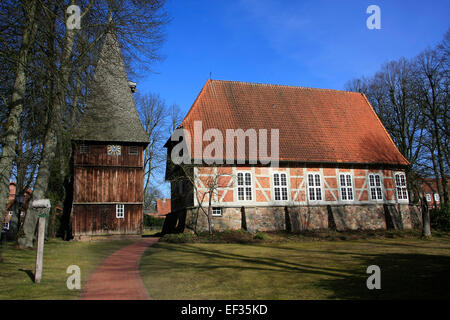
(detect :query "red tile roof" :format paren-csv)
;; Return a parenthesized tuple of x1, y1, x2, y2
(180, 80, 409, 166)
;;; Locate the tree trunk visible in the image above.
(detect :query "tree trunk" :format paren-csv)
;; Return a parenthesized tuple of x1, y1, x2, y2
(0, 0, 38, 259)
(18, 11, 76, 248)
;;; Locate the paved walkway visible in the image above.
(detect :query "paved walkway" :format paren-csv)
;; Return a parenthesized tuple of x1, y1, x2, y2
(80, 237, 159, 300)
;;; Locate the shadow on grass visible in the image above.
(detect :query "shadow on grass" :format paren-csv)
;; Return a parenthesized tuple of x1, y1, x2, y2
(316, 253, 450, 299)
(18, 269, 34, 282)
(147, 243, 450, 299)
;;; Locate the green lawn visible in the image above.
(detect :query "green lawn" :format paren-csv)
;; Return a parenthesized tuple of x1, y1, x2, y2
(0, 239, 136, 300)
(140, 234, 450, 299)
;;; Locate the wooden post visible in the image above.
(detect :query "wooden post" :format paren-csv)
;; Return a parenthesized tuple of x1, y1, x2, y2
(35, 214, 46, 283)
(32, 199, 51, 284)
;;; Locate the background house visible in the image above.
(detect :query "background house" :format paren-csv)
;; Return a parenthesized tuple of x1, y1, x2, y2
(2, 182, 32, 237)
(165, 80, 421, 233)
(420, 178, 450, 209)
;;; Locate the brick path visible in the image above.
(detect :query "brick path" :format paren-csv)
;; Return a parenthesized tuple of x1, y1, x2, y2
(80, 237, 159, 300)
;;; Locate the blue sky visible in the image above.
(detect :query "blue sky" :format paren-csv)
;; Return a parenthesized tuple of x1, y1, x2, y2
(139, 0, 449, 119)
(138, 0, 449, 195)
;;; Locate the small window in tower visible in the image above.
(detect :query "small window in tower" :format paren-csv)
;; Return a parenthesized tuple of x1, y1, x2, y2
(129, 146, 138, 155)
(80, 144, 88, 154)
(116, 204, 125, 219)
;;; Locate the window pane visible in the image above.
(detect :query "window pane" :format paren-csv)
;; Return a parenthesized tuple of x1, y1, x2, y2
(237, 173, 243, 186)
(402, 189, 408, 199)
(340, 174, 346, 186)
(275, 188, 280, 200)
(400, 175, 406, 186)
(282, 188, 288, 200)
(309, 188, 315, 200)
(371, 188, 376, 200)
(238, 187, 244, 200)
(281, 173, 287, 186)
(246, 187, 252, 200)
(395, 174, 400, 186)
(316, 188, 322, 200)
(308, 174, 314, 187)
(346, 175, 352, 186)
(369, 175, 375, 186)
(376, 188, 382, 199)
(274, 173, 279, 186)
(375, 175, 381, 186)
(245, 173, 251, 186)
(315, 174, 320, 186)
(341, 188, 347, 200)
(348, 188, 353, 200)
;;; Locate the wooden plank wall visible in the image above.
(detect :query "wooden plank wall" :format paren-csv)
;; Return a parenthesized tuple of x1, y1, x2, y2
(72, 143, 145, 237)
(72, 204, 143, 236)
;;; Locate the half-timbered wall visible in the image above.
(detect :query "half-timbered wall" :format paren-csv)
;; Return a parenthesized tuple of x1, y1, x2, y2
(176, 164, 421, 233)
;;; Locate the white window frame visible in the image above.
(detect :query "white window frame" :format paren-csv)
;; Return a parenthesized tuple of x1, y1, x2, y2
(236, 171, 253, 201)
(434, 193, 440, 202)
(426, 193, 432, 202)
(339, 173, 354, 202)
(116, 204, 125, 219)
(307, 173, 322, 202)
(368, 173, 383, 201)
(212, 207, 222, 217)
(3, 222, 9, 231)
(394, 173, 408, 202)
(272, 172, 289, 201)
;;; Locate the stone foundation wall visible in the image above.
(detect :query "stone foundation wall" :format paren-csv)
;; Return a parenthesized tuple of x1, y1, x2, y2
(184, 204, 422, 233)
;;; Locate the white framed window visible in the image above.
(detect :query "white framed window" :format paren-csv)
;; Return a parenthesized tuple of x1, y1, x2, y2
(307, 173, 322, 201)
(434, 193, 440, 202)
(273, 172, 289, 201)
(237, 171, 252, 201)
(369, 174, 383, 200)
(129, 146, 138, 155)
(426, 194, 432, 202)
(339, 173, 354, 201)
(80, 144, 88, 154)
(394, 173, 408, 201)
(3, 222, 9, 231)
(116, 204, 124, 219)
(212, 207, 222, 217)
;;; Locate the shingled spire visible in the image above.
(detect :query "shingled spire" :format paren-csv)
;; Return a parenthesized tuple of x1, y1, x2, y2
(73, 30, 149, 144)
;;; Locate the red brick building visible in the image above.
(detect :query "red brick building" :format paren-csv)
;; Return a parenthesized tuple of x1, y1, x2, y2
(420, 178, 449, 209)
(165, 80, 421, 233)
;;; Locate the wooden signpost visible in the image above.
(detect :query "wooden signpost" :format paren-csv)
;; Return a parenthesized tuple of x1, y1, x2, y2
(32, 199, 51, 284)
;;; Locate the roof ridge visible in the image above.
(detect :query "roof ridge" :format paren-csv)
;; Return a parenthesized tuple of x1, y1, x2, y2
(181, 79, 211, 126)
(210, 79, 359, 94)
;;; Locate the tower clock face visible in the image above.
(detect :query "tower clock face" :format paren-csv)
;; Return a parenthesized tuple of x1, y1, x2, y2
(107, 145, 121, 156)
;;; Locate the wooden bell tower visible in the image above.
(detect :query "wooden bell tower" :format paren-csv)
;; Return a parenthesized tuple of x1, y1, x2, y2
(71, 30, 149, 240)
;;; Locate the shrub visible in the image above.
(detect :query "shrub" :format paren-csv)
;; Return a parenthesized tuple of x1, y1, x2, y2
(160, 233, 193, 243)
(430, 205, 450, 231)
(253, 232, 270, 241)
(143, 215, 165, 228)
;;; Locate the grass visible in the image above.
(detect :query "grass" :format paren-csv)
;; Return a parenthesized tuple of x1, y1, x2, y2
(0, 238, 136, 300)
(140, 232, 450, 299)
